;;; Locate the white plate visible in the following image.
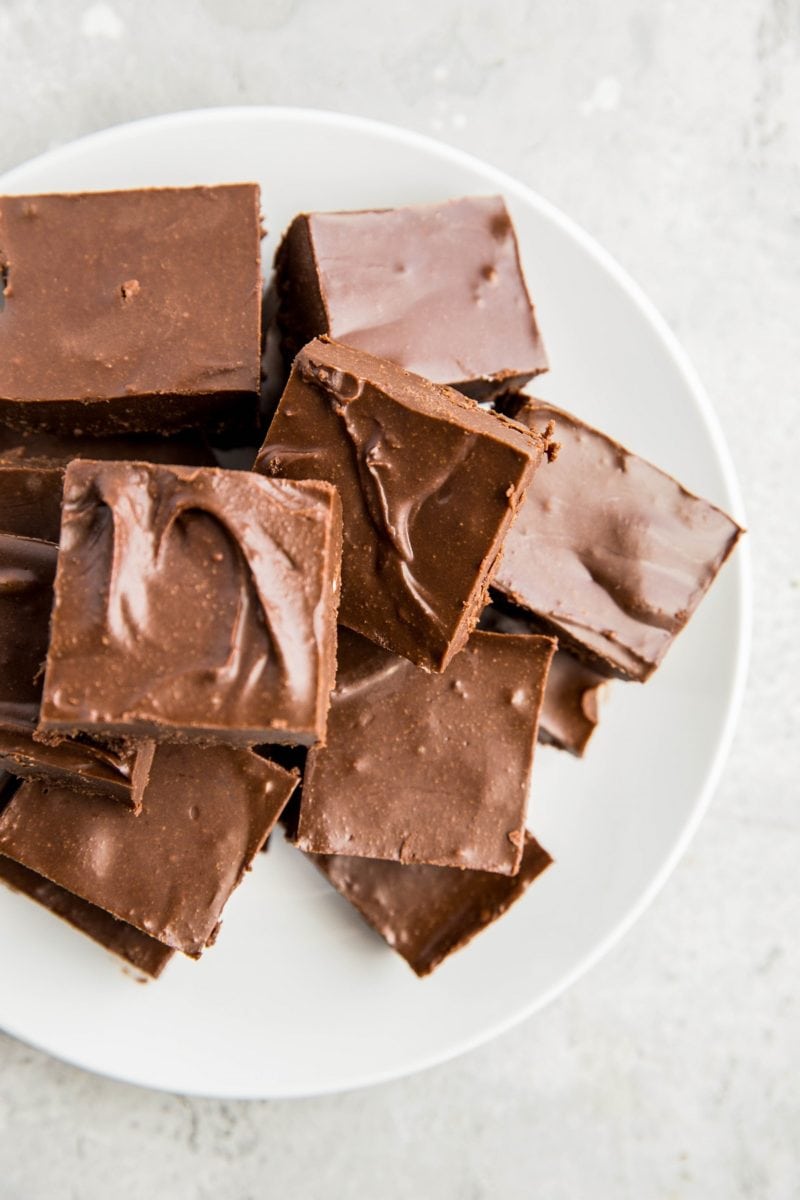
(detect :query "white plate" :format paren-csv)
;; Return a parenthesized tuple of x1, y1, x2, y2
(0, 107, 750, 1099)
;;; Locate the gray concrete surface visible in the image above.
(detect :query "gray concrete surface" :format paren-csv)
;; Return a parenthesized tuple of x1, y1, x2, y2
(0, 0, 797, 1196)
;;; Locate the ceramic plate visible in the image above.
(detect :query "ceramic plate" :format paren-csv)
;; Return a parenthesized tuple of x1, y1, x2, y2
(0, 107, 750, 1098)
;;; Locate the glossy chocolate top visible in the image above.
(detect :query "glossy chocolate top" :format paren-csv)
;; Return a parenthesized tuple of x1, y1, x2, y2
(256, 338, 546, 671)
(0, 464, 64, 541)
(294, 628, 556, 875)
(0, 745, 298, 955)
(494, 398, 743, 680)
(39, 460, 342, 746)
(0, 533, 57, 727)
(274, 196, 548, 399)
(0, 185, 261, 431)
(479, 604, 607, 756)
(312, 831, 552, 976)
(0, 855, 174, 978)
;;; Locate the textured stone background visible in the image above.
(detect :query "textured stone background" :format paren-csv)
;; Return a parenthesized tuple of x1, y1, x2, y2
(0, 1, 797, 1197)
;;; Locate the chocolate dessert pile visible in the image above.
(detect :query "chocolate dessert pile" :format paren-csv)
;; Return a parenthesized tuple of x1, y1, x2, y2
(0, 187, 742, 978)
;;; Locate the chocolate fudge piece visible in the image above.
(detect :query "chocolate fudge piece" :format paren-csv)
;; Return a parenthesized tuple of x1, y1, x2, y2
(0, 185, 262, 434)
(256, 338, 547, 672)
(0, 531, 153, 807)
(0, 745, 298, 955)
(479, 605, 607, 756)
(0, 729, 155, 810)
(39, 460, 342, 747)
(0, 856, 174, 979)
(0, 533, 57, 728)
(293, 628, 556, 875)
(0, 464, 64, 541)
(311, 832, 552, 976)
(493, 398, 744, 681)
(273, 196, 548, 399)
(0, 424, 216, 469)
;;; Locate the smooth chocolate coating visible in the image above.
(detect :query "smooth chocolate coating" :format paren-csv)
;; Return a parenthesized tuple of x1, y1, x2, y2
(274, 196, 548, 399)
(0, 424, 217, 469)
(0, 856, 174, 978)
(0, 729, 155, 811)
(256, 338, 546, 672)
(494, 398, 744, 680)
(0, 533, 56, 728)
(294, 628, 556, 875)
(310, 832, 552, 976)
(0, 185, 262, 434)
(39, 461, 342, 747)
(0, 464, 64, 541)
(479, 604, 607, 756)
(0, 745, 298, 955)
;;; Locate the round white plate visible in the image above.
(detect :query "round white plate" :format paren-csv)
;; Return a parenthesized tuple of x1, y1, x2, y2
(0, 107, 750, 1099)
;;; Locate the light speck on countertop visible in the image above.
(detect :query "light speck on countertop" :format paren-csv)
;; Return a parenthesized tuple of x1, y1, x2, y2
(0, 1, 797, 1197)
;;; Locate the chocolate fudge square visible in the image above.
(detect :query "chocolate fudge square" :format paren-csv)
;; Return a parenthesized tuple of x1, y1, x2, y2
(0, 464, 64, 541)
(293, 628, 556, 875)
(0, 745, 298, 956)
(0, 855, 174, 979)
(256, 338, 547, 672)
(39, 460, 342, 747)
(0, 185, 262, 434)
(273, 195, 548, 399)
(310, 831, 552, 977)
(494, 398, 744, 681)
(479, 604, 608, 756)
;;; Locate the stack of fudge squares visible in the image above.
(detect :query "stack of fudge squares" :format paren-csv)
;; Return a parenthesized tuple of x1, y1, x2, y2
(0, 185, 742, 980)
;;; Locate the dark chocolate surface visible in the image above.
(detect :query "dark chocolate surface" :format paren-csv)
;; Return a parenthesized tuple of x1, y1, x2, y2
(0, 729, 155, 810)
(0, 533, 57, 728)
(0, 855, 174, 978)
(274, 196, 548, 399)
(294, 628, 556, 875)
(256, 338, 546, 672)
(0, 424, 217, 469)
(0, 185, 262, 434)
(0, 532, 154, 806)
(0, 745, 298, 955)
(40, 460, 342, 747)
(479, 605, 607, 756)
(0, 464, 64, 541)
(494, 398, 743, 680)
(311, 831, 552, 976)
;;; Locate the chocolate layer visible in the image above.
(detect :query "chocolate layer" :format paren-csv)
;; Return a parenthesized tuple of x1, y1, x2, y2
(256, 338, 547, 672)
(294, 628, 556, 875)
(0, 464, 63, 541)
(0, 531, 153, 807)
(0, 856, 174, 978)
(0, 533, 57, 728)
(39, 461, 342, 747)
(274, 196, 548, 399)
(0, 729, 155, 809)
(0, 424, 216, 469)
(0, 745, 298, 955)
(310, 831, 552, 976)
(479, 604, 607, 756)
(0, 185, 262, 434)
(494, 398, 744, 680)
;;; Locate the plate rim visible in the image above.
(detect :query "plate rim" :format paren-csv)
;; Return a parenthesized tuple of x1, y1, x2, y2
(0, 105, 752, 1099)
